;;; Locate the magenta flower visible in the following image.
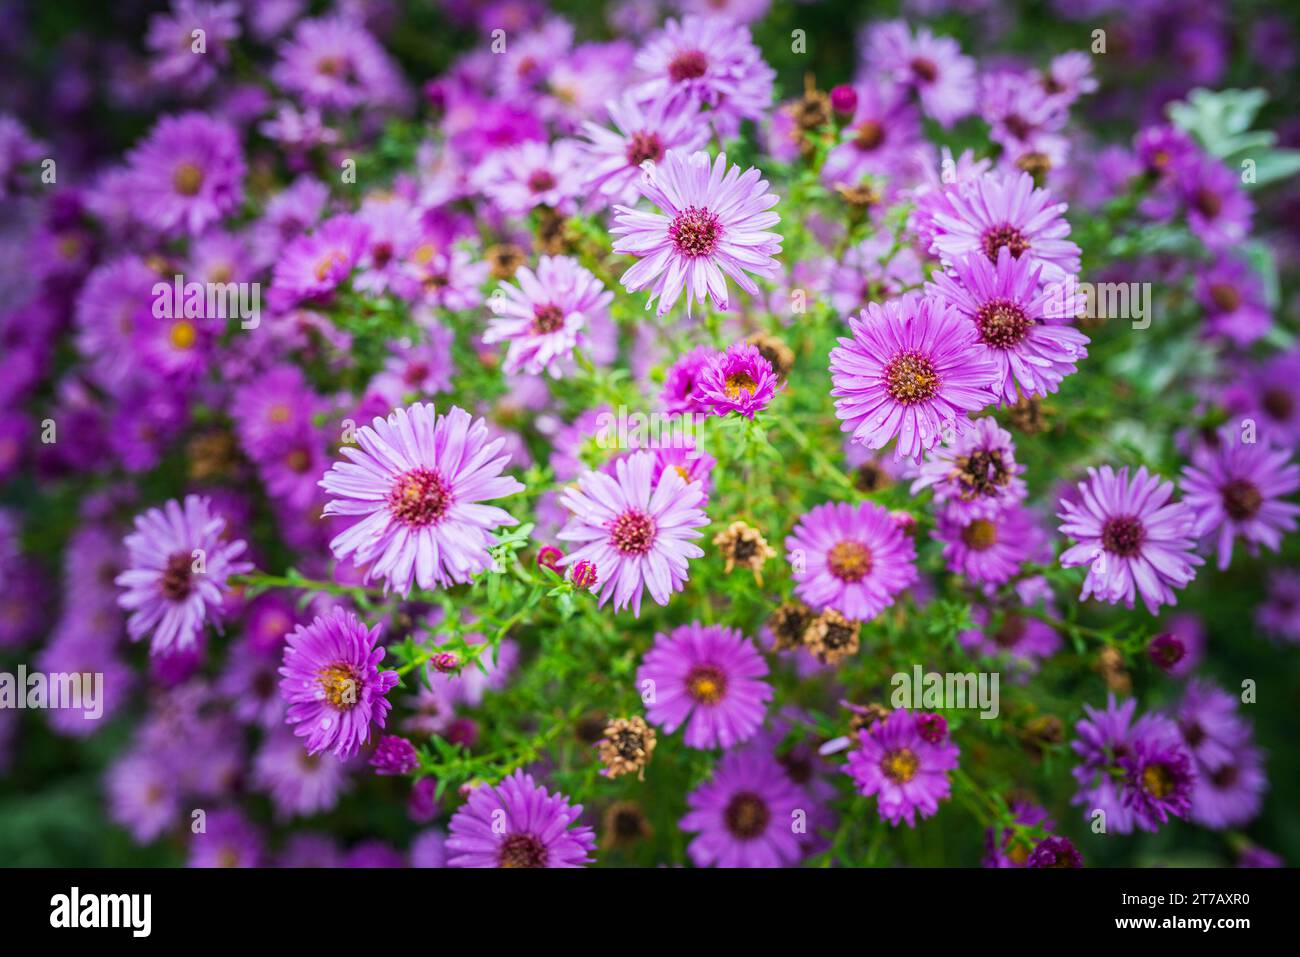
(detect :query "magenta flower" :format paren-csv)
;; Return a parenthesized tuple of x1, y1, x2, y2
(320, 403, 525, 596)
(580, 92, 710, 206)
(864, 20, 976, 128)
(446, 770, 595, 868)
(845, 709, 960, 827)
(694, 342, 779, 418)
(934, 503, 1043, 587)
(680, 745, 805, 867)
(930, 249, 1089, 405)
(820, 78, 924, 188)
(829, 293, 998, 461)
(278, 608, 399, 759)
(636, 621, 772, 749)
(612, 149, 781, 317)
(1058, 466, 1203, 615)
(556, 451, 708, 616)
(370, 735, 420, 775)
(116, 495, 251, 655)
(482, 255, 613, 378)
(1026, 836, 1083, 868)
(146, 1, 240, 92)
(785, 501, 918, 621)
(911, 416, 1027, 521)
(271, 16, 407, 111)
(187, 809, 263, 868)
(1180, 433, 1300, 570)
(473, 139, 585, 217)
(660, 344, 714, 414)
(125, 112, 245, 237)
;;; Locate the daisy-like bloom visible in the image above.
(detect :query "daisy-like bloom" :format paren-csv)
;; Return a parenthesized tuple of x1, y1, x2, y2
(1257, 569, 1300, 644)
(694, 342, 779, 419)
(270, 213, 368, 309)
(820, 78, 924, 188)
(864, 20, 976, 127)
(106, 751, 181, 844)
(580, 93, 710, 206)
(446, 770, 595, 868)
(271, 15, 407, 111)
(1221, 347, 1300, 448)
(368, 328, 456, 406)
(930, 249, 1089, 406)
(785, 500, 918, 620)
(1180, 433, 1300, 570)
(934, 503, 1042, 587)
(1189, 743, 1266, 830)
(146, 0, 240, 92)
(1026, 836, 1084, 868)
(472, 140, 585, 218)
(680, 744, 806, 868)
(632, 15, 775, 140)
(611, 149, 782, 318)
(979, 70, 1068, 172)
(251, 729, 352, 819)
(320, 403, 525, 596)
(1195, 256, 1272, 346)
(124, 112, 245, 237)
(482, 255, 613, 378)
(1042, 51, 1098, 106)
(912, 416, 1027, 521)
(829, 294, 999, 462)
(929, 170, 1082, 284)
(845, 709, 961, 827)
(828, 233, 925, 315)
(1118, 713, 1196, 831)
(188, 809, 263, 868)
(636, 621, 772, 749)
(556, 451, 707, 616)
(1170, 152, 1253, 250)
(1070, 695, 1143, 834)
(115, 495, 251, 655)
(1057, 466, 1203, 615)
(278, 607, 399, 759)
(1175, 679, 1251, 771)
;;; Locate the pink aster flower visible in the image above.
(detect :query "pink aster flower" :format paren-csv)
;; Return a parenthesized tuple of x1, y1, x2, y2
(319, 403, 525, 596)
(912, 416, 1027, 521)
(482, 255, 613, 378)
(1058, 465, 1203, 615)
(930, 249, 1089, 405)
(557, 451, 708, 615)
(659, 344, 714, 414)
(845, 709, 961, 827)
(934, 503, 1043, 587)
(785, 501, 918, 621)
(693, 342, 778, 418)
(580, 92, 710, 206)
(472, 139, 585, 217)
(270, 213, 368, 309)
(146, 1, 240, 92)
(829, 293, 998, 462)
(929, 170, 1082, 284)
(446, 770, 595, 868)
(271, 15, 407, 111)
(636, 621, 772, 749)
(278, 607, 399, 759)
(820, 78, 924, 189)
(124, 112, 245, 237)
(1180, 433, 1300, 570)
(680, 744, 805, 867)
(116, 495, 251, 655)
(611, 149, 782, 317)
(864, 20, 976, 128)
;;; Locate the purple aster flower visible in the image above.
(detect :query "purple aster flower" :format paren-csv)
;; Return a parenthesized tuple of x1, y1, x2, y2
(680, 745, 806, 867)
(411, 829, 448, 868)
(979, 69, 1069, 171)
(694, 342, 779, 418)
(146, 1, 240, 92)
(960, 599, 1062, 672)
(1057, 466, 1202, 615)
(1195, 256, 1272, 346)
(1258, 569, 1300, 644)
(371, 735, 419, 775)
(983, 800, 1054, 868)
(446, 770, 595, 868)
(820, 78, 924, 188)
(935, 503, 1042, 587)
(633, 16, 774, 140)
(864, 20, 976, 128)
(930, 249, 1089, 405)
(785, 501, 918, 620)
(483, 255, 613, 378)
(409, 777, 441, 823)
(556, 450, 707, 616)
(580, 92, 710, 206)
(1175, 679, 1251, 771)
(278, 607, 400, 759)
(1042, 51, 1098, 105)
(827, 233, 924, 314)
(612, 149, 782, 317)
(231, 364, 324, 462)
(1221, 347, 1300, 448)
(636, 621, 772, 750)
(252, 729, 352, 819)
(115, 495, 251, 654)
(125, 112, 245, 237)
(217, 636, 285, 728)
(1134, 124, 1199, 179)
(320, 403, 525, 596)
(845, 709, 960, 827)
(1119, 714, 1196, 830)
(368, 327, 456, 406)
(1171, 152, 1253, 249)
(270, 213, 367, 309)
(106, 751, 181, 844)
(1147, 613, 1206, 678)
(344, 840, 406, 869)
(271, 16, 407, 111)
(829, 293, 999, 461)
(929, 170, 1082, 284)
(1180, 433, 1300, 570)
(1026, 836, 1083, 868)
(1190, 740, 1266, 831)
(472, 139, 585, 217)
(188, 809, 263, 868)
(1070, 695, 1143, 834)
(912, 416, 1027, 521)
(660, 344, 714, 414)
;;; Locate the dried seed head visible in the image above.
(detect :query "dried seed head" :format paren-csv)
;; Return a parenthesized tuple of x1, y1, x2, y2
(805, 608, 861, 665)
(597, 716, 657, 779)
(713, 520, 777, 585)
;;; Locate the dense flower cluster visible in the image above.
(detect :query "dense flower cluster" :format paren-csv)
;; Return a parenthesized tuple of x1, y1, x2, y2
(0, 0, 1296, 870)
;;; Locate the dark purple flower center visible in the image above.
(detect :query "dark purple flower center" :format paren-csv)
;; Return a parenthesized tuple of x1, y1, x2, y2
(388, 466, 453, 527)
(956, 448, 1010, 499)
(1208, 282, 1241, 312)
(723, 792, 770, 839)
(980, 223, 1030, 262)
(668, 49, 709, 83)
(317, 663, 360, 710)
(286, 446, 312, 473)
(1101, 515, 1145, 557)
(173, 162, 205, 197)
(778, 750, 814, 784)
(827, 540, 872, 582)
(992, 613, 1026, 649)
(686, 664, 727, 704)
(530, 303, 566, 335)
(626, 130, 664, 166)
(909, 57, 938, 83)
(1262, 387, 1294, 422)
(161, 551, 194, 601)
(883, 350, 941, 405)
(1180, 719, 1205, 747)
(1211, 764, 1239, 789)
(403, 362, 430, 386)
(1004, 114, 1034, 141)
(854, 120, 886, 151)
(975, 297, 1033, 348)
(961, 518, 998, 551)
(527, 169, 557, 193)
(881, 747, 920, 784)
(669, 205, 723, 258)
(609, 509, 656, 554)
(498, 833, 548, 868)
(1192, 187, 1222, 219)
(1148, 633, 1185, 669)
(1222, 478, 1263, 521)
